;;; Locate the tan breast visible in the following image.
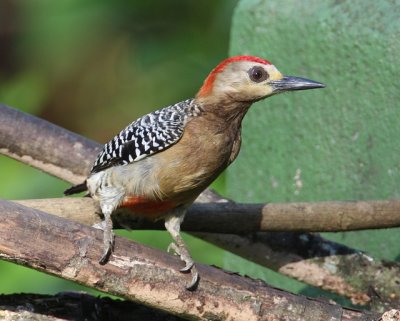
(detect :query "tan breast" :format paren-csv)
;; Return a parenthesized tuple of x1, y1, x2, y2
(151, 113, 241, 204)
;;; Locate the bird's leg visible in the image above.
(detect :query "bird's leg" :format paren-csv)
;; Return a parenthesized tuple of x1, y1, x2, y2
(97, 188, 124, 265)
(98, 207, 114, 264)
(164, 210, 199, 290)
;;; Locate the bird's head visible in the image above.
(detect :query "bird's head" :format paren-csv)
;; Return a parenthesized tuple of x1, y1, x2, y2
(196, 55, 325, 105)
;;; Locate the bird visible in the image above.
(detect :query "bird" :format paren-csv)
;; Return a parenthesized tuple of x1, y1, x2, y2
(64, 55, 325, 289)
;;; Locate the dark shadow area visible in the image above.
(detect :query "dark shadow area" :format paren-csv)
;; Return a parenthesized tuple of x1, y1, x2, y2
(0, 292, 185, 321)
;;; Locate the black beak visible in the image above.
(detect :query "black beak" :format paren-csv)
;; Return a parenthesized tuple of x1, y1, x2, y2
(270, 76, 326, 93)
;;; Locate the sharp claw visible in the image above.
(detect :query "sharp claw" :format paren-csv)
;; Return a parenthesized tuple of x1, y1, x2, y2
(186, 266, 200, 291)
(166, 242, 199, 289)
(99, 248, 111, 265)
(99, 231, 114, 265)
(180, 260, 194, 273)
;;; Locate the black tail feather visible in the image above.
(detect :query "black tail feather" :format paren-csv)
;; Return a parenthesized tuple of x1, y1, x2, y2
(64, 182, 88, 195)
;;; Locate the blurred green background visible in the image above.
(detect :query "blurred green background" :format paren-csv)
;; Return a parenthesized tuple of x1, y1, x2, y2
(1, 0, 399, 310)
(0, 0, 236, 297)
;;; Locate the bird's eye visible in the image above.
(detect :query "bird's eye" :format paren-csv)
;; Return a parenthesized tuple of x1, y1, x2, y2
(248, 66, 269, 83)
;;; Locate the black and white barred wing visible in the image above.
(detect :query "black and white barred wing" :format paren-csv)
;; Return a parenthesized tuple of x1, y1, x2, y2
(90, 99, 195, 174)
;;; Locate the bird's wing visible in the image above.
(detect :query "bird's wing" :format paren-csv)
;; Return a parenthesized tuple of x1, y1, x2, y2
(90, 99, 195, 174)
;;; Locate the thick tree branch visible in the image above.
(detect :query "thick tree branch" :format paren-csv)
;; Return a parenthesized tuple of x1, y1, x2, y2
(14, 197, 400, 308)
(0, 104, 98, 184)
(2, 103, 400, 310)
(0, 199, 379, 321)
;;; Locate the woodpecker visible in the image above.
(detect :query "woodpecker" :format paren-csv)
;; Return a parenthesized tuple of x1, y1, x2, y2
(65, 55, 325, 289)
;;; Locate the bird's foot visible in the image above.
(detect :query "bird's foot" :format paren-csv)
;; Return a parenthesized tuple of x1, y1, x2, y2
(168, 242, 199, 290)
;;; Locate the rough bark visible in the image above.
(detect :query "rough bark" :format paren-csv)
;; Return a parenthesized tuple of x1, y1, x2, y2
(0, 199, 379, 321)
(198, 232, 400, 310)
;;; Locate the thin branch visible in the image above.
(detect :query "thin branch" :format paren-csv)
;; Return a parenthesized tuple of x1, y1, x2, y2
(0, 199, 378, 321)
(13, 197, 400, 233)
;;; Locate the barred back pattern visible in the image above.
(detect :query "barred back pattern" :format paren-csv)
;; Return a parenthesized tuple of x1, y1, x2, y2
(90, 98, 203, 173)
